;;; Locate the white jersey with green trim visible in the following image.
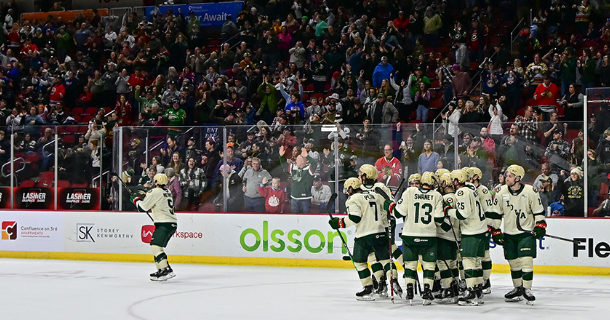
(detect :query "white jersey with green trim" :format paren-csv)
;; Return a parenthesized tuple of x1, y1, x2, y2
(438, 192, 461, 241)
(489, 184, 545, 235)
(345, 191, 387, 238)
(449, 186, 487, 235)
(394, 187, 444, 238)
(476, 183, 494, 228)
(362, 182, 392, 201)
(136, 187, 177, 223)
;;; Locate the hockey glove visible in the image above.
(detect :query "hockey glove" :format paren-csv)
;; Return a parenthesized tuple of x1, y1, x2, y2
(383, 200, 395, 212)
(328, 217, 345, 229)
(491, 228, 504, 245)
(130, 194, 142, 205)
(533, 221, 547, 239)
(443, 202, 452, 217)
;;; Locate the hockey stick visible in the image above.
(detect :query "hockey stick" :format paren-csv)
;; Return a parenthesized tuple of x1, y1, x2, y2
(515, 214, 577, 243)
(111, 172, 153, 222)
(326, 194, 355, 265)
(392, 177, 406, 198)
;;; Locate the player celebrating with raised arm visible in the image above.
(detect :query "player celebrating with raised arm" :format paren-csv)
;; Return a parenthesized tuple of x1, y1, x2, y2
(131, 173, 178, 281)
(488, 165, 546, 305)
(445, 170, 488, 306)
(328, 178, 391, 301)
(359, 164, 403, 298)
(467, 167, 494, 294)
(385, 172, 446, 305)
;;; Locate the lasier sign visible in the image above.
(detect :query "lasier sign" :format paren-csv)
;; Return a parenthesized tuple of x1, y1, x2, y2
(240, 221, 348, 254)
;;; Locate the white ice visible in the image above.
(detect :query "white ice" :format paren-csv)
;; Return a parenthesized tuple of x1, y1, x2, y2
(1, 258, 608, 320)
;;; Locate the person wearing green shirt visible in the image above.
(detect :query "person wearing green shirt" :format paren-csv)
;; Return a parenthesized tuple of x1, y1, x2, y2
(164, 99, 186, 127)
(135, 86, 160, 114)
(560, 47, 577, 96)
(256, 80, 279, 122)
(55, 26, 71, 62)
(315, 15, 328, 38)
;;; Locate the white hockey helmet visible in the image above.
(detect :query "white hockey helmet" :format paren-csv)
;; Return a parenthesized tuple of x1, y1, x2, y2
(154, 173, 169, 186)
(505, 165, 525, 180)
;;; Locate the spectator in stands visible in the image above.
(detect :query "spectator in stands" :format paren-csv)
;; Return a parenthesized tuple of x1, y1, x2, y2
(451, 64, 471, 101)
(372, 56, 393, 89)
(160, 136, 183, 166)
(418, 140, 440, 174)
(545, 129, 572, 172)
(526, 53, 548, 94)
(213, 164, 244, 212)
(559, 167, 584, 217)
(533, 75, 561, 120)
(514, 106, 539, 143)
(311, 176, 332, 212)
(242, 157, 272, 212)
(414, 82, 431, 122)
(499, 124, 527, 167)
(279, 146, 316, 213)
(258, 176, 286, 213)
(560, 47, 577, 96)
(165, 167, 182, 211)
(542, 112, 567, 142)
(559, 84, 584, 127)
(501, 62, 522, 114)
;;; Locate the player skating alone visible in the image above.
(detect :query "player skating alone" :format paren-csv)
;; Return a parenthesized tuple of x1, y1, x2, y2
(445, 170, 487, 306)
(467, 167, 494, 294)
(328, 177, 391, 301)
(436, 173, 461, 304)
(488, 165, 546, 305)
(131, 173, 178, 281)
(385, 172, 446, 305)
(359, 164, 403, 298)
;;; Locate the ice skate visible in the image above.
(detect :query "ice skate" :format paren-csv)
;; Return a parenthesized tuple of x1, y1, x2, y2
(375, 277, 388, 297)
(458, 287, 478, 306)
(523, 288, 536, 306)
(155, 267, 175, 281)
(458, 279, 467, 293)
(406, 283, 414, 305)
(475, 284, 484, 305)
(421, 284, 434, 306)
(356, 285, 375, 301)
(432, 279, 441, 296)
(482, 279, 491, 294)
(149, 269, 162, 281)
(391, 280, 403, 299)
(505, 286, 524, 302)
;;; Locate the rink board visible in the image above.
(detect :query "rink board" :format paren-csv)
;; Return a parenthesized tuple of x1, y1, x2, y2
(0, 211, 609, 276)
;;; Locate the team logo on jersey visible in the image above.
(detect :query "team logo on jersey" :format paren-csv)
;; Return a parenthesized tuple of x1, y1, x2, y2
(457, 190, 464, 196)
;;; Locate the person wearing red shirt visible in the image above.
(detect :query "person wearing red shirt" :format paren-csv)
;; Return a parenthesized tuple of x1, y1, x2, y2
(393, 11, 410, 32)
(20, 39, 38, 57)
(128, 68, 146, 89)
(49, 78, 65, 106)
(375, 144, 403, 182)
(258, 177, 287, 213)
(533, 75, 561, 119)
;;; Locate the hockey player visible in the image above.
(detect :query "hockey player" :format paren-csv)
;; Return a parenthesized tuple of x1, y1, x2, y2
(131, 173, 178, 281)
(488, 165, 546, 305)
(385, 172, 446, 305)
(445, 169, 488, 306)
(408, 173, 421, 187)
(328, 177, 392, 301)
(467, 167, 494, 294)
(436, 173, 461, 304)
(359, 164, 403, 298)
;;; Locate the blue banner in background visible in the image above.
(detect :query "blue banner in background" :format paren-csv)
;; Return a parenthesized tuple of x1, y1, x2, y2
(145, 2, 243, 28)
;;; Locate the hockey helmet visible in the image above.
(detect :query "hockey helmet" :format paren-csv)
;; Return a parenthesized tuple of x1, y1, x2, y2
(439, 173, 452, 187)
(359, 164, 379, 181)
(468, 167, 483, 181)
(408, 173, 421, 183)
(450, 170, 467, 184)
(154, 173, 169, 186)
(344, 177, 362, 193)
(420, 172, 437, 186)
(435, 168, 450, 177)
(461, 167, 473, 181)
(505, 165, 525, 180)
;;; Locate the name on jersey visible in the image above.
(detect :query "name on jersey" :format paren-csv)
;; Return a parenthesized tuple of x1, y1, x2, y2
(414, 194, 433, 201)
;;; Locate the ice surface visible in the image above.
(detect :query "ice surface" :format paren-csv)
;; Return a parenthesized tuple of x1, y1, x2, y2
(1, 259, 609, 320)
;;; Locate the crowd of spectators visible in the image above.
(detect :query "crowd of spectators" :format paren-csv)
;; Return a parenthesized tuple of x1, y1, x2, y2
(0, 0, 610, 216)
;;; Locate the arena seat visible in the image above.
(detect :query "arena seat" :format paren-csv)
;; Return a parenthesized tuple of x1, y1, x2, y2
(57, 180, 70, 188)
(20, 180, 36, 188)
